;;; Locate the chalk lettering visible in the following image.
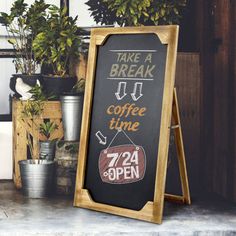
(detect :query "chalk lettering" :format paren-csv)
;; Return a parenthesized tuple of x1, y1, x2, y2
(144, 53, 153, 63)
(109, 64, 156, 78)
(117, 53, 141, 63)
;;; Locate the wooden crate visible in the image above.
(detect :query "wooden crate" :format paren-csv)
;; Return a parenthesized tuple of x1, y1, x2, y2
(12, 100, 63, 188)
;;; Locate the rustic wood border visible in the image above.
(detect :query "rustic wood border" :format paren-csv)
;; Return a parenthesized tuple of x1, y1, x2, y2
(74, 26, 189, 224)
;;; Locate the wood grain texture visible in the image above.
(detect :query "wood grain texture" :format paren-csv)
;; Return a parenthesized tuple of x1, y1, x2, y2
(153, 25, 179, 220)
(74, 26, 190, 224)
(175, 53, 200, 193)
(231, 0, 236, 202)
(91, 26, 175, 45)
(12, 101, 26, 189)
(199, 0, 236, 202)
(210, 0, 229, 199)
(171, 89, 191, 204)
(76, 54, 87, 80)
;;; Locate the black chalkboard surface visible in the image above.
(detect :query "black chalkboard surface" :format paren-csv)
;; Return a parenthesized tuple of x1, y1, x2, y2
(85, 34, 167, 210)
(74, 26, 189, 224)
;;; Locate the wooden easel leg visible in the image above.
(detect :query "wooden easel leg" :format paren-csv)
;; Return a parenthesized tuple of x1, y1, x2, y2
(164, 88, 191, 204)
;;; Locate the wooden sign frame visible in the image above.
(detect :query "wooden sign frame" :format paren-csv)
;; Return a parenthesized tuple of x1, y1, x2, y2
(74, 26, 190, 224)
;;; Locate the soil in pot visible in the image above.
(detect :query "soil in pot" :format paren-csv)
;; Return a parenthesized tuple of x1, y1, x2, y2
(19, 159, 55, 198)
(10, 74, 42, 98)
(41, 76, 77, 99)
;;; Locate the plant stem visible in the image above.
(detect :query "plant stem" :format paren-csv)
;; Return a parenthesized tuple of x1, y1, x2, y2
(26, 132, 34, 159)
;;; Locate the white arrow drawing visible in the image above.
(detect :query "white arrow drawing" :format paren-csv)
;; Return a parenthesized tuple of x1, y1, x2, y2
(95, 131, 107, 145)
(131, 82, 143, 101)
(115, 82, 127, 100)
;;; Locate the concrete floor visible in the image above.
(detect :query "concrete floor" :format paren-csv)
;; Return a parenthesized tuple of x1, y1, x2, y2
(0, 181, 236, 236)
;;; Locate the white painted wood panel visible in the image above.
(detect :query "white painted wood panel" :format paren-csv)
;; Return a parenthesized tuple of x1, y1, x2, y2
(0, 58, 14, 115)
(0, 122, 12, 179)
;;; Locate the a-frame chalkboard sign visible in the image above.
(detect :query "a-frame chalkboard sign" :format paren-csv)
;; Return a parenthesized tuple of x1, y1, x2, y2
(74, 26, 191, 224)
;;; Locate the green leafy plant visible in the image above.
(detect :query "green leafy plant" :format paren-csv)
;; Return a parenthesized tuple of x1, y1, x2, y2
(86, 0, 117, 25)
(21, 84, 47, 159)
(71, 78, 85, 93)
(33, 5, 81, 77)
(86, 0, 187, 26)
(0, 0, 49, 74)
(21, 84, 46, 118)
(39, 121, 58, 140)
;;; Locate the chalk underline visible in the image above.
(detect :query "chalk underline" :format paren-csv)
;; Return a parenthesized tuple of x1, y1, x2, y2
(109, 50, 157, 52)
(107, 77, 154, 81)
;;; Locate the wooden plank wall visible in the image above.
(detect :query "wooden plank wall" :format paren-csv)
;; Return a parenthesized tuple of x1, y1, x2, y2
(199, 0, 236, 202)
(198, 0, 214, 197)
(212, 0, 230, 199)
(231, 0, 236, 202)
(175, 53, 201, 194)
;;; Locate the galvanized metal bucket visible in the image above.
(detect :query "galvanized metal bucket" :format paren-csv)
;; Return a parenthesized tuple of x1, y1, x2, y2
(60, 94, 83, 141)
(39, 140, 56, 161)
(19, 160, 55, 198)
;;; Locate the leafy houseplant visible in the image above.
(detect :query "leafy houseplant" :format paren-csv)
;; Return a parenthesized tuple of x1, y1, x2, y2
(33, 5, 81, 98)
(19, 84, 55, 198)
(39, 121, 59, 140)
(21, 84, 47, 159)
(0, 0, 49, 95)
(86, 0, 187, 26)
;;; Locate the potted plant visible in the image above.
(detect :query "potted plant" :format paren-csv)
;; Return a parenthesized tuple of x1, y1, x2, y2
(0, 0, 49, 97)
(18, 84, 55, 198)
(32, 5, 81, 99)
(39, 121, 58, 161)
(86, 0, 187, 26)
(60, 78, 85, 141)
